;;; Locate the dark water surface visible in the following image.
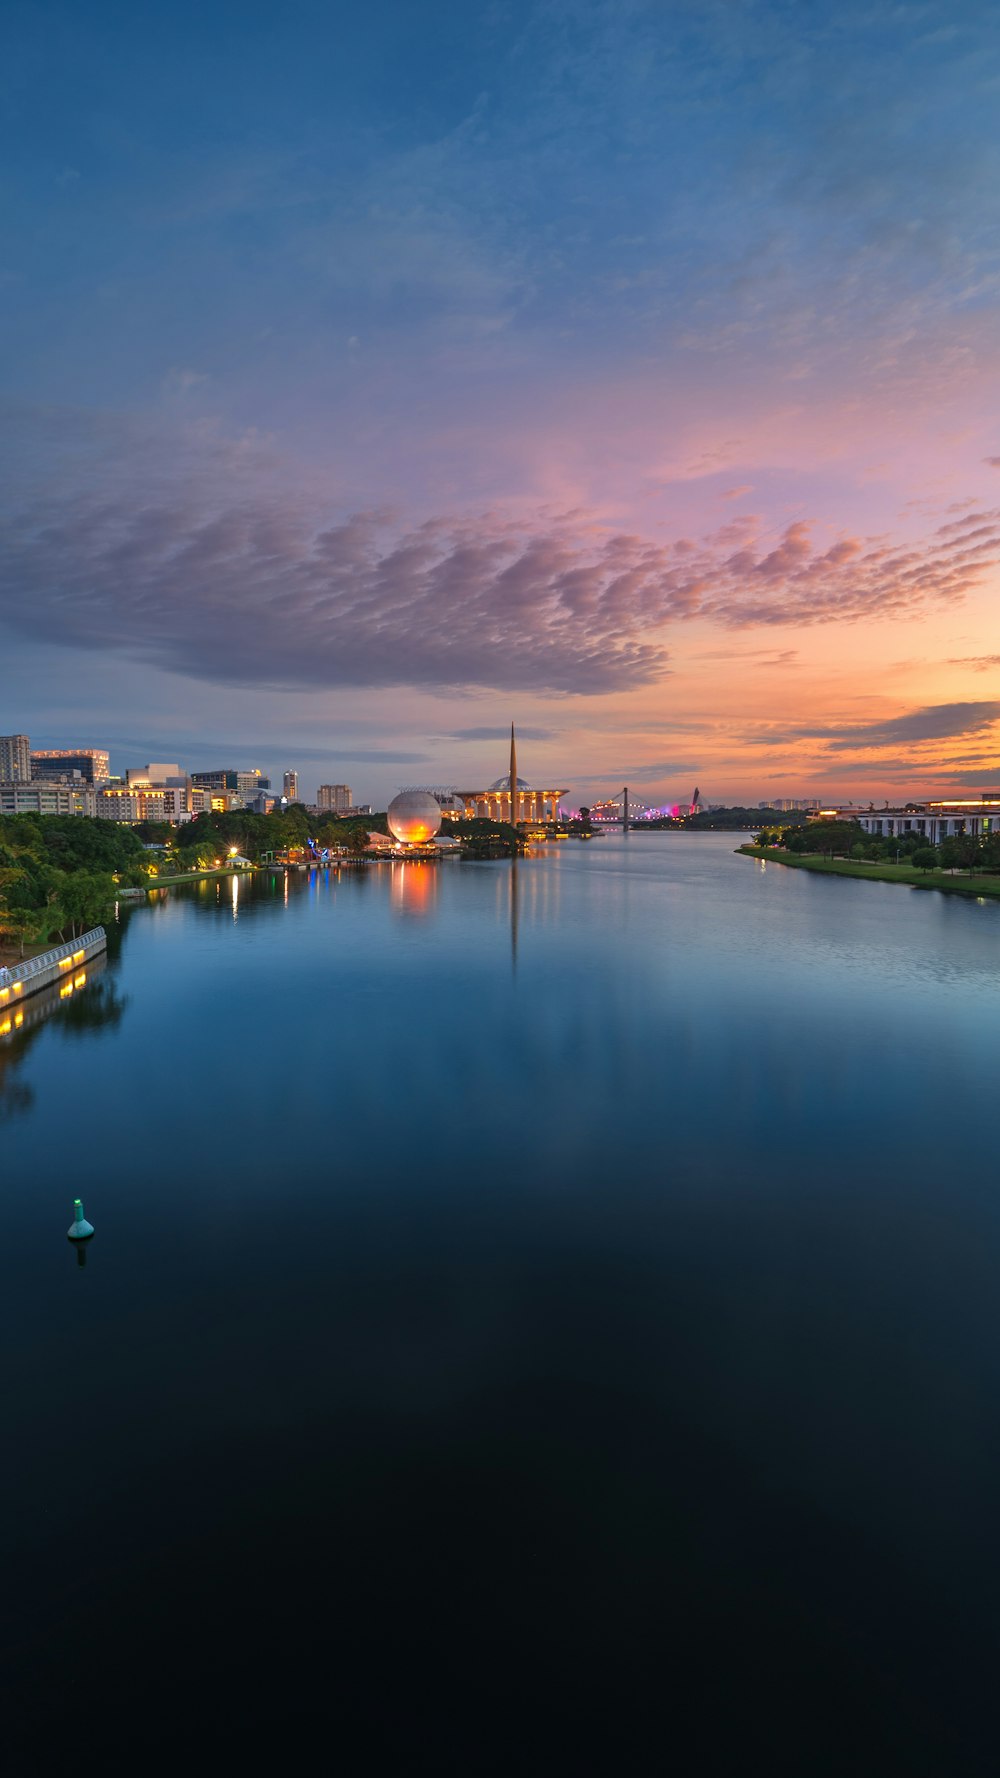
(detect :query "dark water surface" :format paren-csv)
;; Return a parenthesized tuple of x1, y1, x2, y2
(4, 835, 1000, 1772)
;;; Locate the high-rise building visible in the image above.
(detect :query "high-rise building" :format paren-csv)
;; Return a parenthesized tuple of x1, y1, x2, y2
(191, 768, 270, 807)
(0, 734, 31, 782)
(317, 784, 352, 814)
(236, 769, 270, 802)
(30, 747, 110, 784)
(192, 769, 239, 792)
(283, 770, 299, 801)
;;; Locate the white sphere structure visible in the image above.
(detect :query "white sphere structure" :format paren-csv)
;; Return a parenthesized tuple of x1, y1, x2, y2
(387, 790, 443, 846)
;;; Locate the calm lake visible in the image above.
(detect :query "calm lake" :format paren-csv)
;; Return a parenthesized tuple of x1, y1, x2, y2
(3, 833, 1000, 1772)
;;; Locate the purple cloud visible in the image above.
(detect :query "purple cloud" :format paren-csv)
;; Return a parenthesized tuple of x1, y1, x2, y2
(2, 437, 997, 696)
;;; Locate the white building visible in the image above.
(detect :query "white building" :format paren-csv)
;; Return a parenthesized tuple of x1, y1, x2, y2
(0, 781, 96, 816)
(126, 763, 185, 787)
(95, 785, 195, 823)
(817, 799, 1000, 842)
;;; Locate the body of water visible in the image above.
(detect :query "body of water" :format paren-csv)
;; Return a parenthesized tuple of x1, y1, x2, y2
(3, 834, 999, 1772)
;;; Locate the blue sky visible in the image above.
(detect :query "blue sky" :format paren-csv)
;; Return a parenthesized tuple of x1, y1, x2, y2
(3, 0, 1000, 802)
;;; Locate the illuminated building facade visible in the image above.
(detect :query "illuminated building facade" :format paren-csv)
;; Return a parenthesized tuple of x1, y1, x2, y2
(126, 763, 185, 787)
(96, 785, 196, 822)
(817, 798, 1000, 841)
(31, 748, 110, 784)
(283, 770, 299, 801)
(456, 726, 567, 825)
(190, 768, 269, 807)
(192, 769, 239, 793)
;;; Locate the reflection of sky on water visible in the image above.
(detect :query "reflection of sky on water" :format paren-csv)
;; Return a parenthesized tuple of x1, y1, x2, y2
(13, 830, 993, 1197)
(6, 834, 1000, 1769)
(0, 954, 127, 1122)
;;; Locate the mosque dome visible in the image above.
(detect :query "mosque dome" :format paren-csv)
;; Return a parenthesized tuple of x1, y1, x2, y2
(387, 790, 443, 845)
(488, 774, 533, 792)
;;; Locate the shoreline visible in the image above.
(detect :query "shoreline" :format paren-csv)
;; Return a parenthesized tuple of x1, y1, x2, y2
(738, 844, 1000, 900)
(146, 864, 255, 889)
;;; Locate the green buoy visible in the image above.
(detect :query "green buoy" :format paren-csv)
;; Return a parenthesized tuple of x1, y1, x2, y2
(67, 1198, 94, 1241)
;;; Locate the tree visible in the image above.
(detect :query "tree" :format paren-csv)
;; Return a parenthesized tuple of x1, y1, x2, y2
(939, 834, 981, 875)
(0, 908, 38, 958)
(688, 806, 809, 831)
(980, 833, 1000, 874)
(911, 847, 938, 873)
(57, 871, 117, 938)
(784, 819, 862, 858)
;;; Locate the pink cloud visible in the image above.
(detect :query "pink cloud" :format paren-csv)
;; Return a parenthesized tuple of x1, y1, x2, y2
(3, 422, 997, 697)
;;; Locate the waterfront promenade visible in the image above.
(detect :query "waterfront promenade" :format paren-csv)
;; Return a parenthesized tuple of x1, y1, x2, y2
(0, 926, 107, 1007)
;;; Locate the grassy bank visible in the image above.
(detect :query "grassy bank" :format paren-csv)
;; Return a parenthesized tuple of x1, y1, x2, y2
(738, 845, 1000, 900)
(145, 865, 255, 890)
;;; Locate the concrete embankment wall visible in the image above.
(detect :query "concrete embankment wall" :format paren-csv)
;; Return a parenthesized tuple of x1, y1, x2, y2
(0, 926, 107, 1008)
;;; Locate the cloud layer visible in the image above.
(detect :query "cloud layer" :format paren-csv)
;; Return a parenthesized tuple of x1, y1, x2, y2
(3, 470, 996, 696)
(748, 700, 1000, 753)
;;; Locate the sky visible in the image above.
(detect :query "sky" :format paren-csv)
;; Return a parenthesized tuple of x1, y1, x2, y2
(3, 0, 1000, 807)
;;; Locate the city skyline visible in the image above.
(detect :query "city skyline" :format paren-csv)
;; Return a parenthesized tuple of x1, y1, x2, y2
(0, 720, 883, 814)
(3, 1, 1000, 804)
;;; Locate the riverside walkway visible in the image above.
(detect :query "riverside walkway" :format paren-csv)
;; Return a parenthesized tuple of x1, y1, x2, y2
(0, 927, 107, 1009)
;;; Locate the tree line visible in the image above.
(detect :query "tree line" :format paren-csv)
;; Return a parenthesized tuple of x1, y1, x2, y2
(145, 804, 389, 872)
(0, 813, 149, 955)
(755, 819, 1000, 876)
(633, 806, 812, 831)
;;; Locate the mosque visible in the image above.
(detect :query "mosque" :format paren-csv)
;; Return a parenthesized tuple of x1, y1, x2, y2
(390, 729, 568, 844)
(456, 726, 567, 825)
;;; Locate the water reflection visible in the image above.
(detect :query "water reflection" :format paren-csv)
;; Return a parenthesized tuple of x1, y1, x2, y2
(0, 956, 127, 1121)
(389, 860, 437, 918)
(5, 836, 1000, 1769)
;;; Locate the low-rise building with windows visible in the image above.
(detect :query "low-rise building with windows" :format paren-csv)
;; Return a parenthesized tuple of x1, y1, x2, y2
(95, 785, 195, 823)
(814, 798, 1000, 842)
(0, 780, 97, 816)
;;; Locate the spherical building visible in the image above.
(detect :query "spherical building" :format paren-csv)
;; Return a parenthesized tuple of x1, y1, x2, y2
(387, 790, 443, 846)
